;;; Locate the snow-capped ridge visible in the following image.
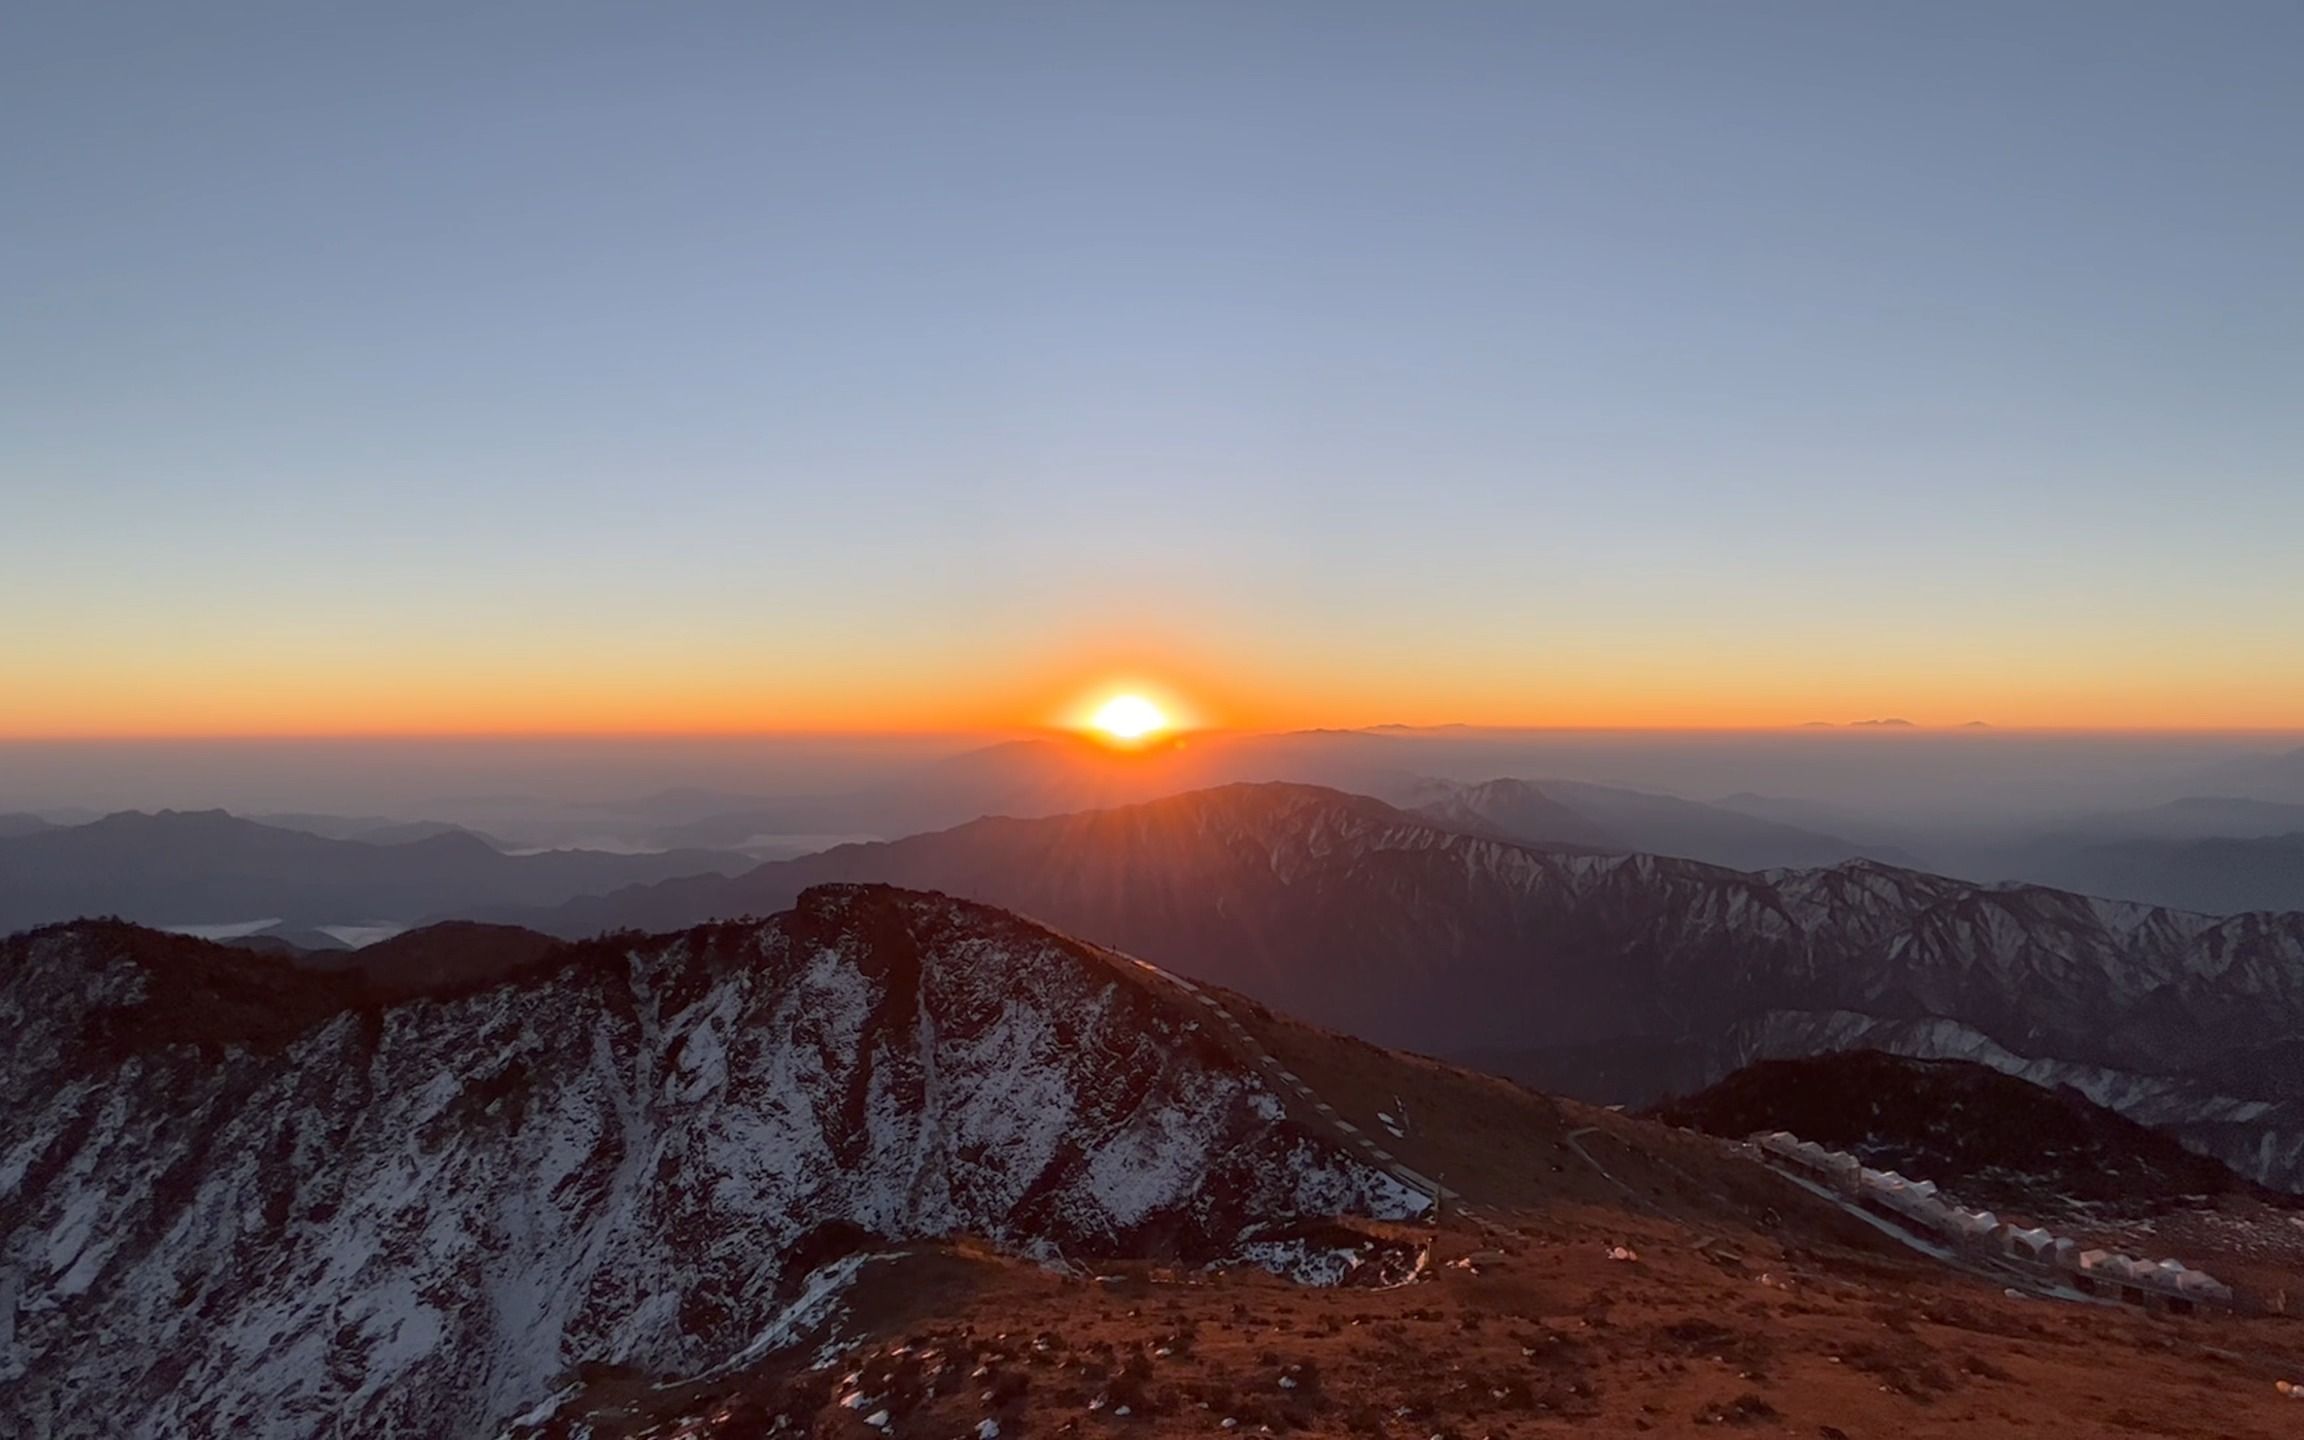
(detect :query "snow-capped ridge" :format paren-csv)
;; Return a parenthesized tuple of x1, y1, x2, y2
(0, 885, 1426, 1440)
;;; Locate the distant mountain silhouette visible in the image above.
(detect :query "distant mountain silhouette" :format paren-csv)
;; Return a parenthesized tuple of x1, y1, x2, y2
(250, 812, 512, 848)
(0, 813, 58, 840)
(2069, 795, 2304, 843)
(1413, 776, 1920, 870)
(1924, 796, 2304, 914)
(0, 810, 757, 932)
(1709, 789, 1900, 835)
(2012, 831, 2304, 915)
(221, 924, 351, 955)
(2194, 746, 2304, 804)
(654, 730, 1422, 848)
(1407, 777, 1620, 849)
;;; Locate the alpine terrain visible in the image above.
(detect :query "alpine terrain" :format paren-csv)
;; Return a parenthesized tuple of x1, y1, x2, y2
(502, 783, 2304, 1189)
(0, 887, 1426, 1438)
(15, 886, 2304, 1438)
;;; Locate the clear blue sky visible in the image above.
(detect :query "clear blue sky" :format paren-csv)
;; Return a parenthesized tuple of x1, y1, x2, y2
(5, 1, 2300, 733)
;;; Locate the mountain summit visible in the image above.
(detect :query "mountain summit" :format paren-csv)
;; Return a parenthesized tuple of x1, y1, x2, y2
(0, 888, 1425, 1438)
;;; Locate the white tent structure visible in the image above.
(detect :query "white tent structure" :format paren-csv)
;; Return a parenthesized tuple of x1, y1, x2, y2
(1754, 1132, 1868, 1194)
(2076, 1251, 2150, 1295)
(1945, 1208, 1999, 1246)
(1858, 1170, 1903, 1206)
(1741, 1130, 2241, 1311)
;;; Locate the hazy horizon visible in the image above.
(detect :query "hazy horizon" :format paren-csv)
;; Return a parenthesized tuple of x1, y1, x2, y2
(7, 724, 2298, 828)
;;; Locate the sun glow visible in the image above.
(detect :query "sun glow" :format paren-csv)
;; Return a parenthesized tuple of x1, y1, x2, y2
(1087, 693, 1170, 742)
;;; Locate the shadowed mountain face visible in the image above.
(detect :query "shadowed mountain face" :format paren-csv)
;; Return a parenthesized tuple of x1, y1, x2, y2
(296, 920, 566, 995)
(1651, 1050, 2267, 1212)
(501, 783, 2304, 1186)
(0, 810, 758, 932)
(0, 889, 1426, 1439)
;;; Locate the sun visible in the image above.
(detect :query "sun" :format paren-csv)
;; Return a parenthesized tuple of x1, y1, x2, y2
(1088, 693, 1170, 742)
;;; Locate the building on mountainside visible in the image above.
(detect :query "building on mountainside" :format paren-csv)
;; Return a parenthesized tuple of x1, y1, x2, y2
(1856, 1167, 1953, 1230)
(1749, 1129, 2248, 1315)
(1762, 1134, 1868, 1196)
(2175, 1266, 2237, 1307)
(2072, 1250, 2150, 1306)
(1882, 1184, 1955, 1233)
(2063, 1247, 2238, 1312)
(1945, 1208, 1999, 1247)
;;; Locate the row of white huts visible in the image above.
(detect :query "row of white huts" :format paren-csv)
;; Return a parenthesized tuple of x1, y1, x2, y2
(1755, 1131, 2239, 1312)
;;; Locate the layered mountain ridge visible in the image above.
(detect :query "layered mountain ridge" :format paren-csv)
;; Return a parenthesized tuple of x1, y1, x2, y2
(501, 783, 2304, 1187)
(0, 808, 757, 932)
(0, 886, 1425, 1439)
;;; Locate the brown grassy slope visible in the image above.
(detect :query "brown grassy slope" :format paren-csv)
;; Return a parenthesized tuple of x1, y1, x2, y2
(530, 1206, 2304, 1440)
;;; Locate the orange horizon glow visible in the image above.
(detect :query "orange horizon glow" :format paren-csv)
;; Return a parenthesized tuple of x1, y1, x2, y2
(13, 582, 2304, 741)
(7, 689, 2304, 741)
(6, 715, 2304, 741)
(5, 645, 2303, 741)
(6, 709, 2302, 743)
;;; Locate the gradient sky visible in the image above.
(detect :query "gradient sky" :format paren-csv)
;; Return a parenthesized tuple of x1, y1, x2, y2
(6, 1, 2301, 736)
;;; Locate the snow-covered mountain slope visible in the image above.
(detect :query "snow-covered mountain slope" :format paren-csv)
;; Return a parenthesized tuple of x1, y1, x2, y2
(0, 886, 1426, 1440)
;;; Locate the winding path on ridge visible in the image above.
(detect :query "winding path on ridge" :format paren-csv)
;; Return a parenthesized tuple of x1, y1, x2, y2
(1099, 946, 1513, 1235)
